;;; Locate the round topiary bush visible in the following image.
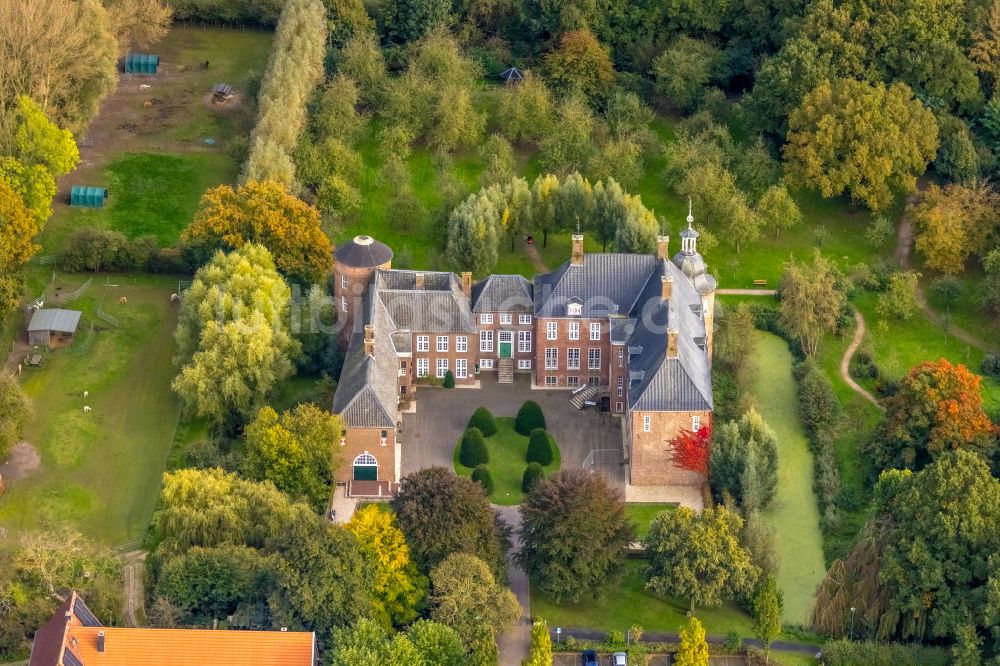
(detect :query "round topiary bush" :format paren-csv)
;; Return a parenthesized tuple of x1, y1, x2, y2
(471, 464, 494, 494)
(443, 370, 455, 388)
(522, 462, 545, 493)
(467, 406, 497, 437)
(515, 400, 546, 436)
(526, 428, 554, 466)
(459, 427, 488, 467)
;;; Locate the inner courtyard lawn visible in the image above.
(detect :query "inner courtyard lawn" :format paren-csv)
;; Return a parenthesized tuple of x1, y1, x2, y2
(453, 416, 560, 505)
(751, 332, 827, 625)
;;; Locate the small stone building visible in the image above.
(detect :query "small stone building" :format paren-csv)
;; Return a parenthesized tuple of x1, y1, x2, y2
(27, 309, 82, 348)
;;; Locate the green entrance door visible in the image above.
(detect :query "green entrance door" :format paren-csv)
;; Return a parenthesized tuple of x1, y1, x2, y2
(353, 453, 378, 480)
(499, 331, 513, 358)
(499, 342, 512, 358)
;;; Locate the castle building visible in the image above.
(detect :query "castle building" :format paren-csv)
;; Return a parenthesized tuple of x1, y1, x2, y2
(331, 212, 716, 493)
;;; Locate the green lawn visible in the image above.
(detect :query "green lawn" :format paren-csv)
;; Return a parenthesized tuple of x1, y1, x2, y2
(531, 560, 755, 637)
(453, 417, 560, 505)
(624, 503, 677, 539)
(0, 278, 182, 546)
(751, 332, 827, 625)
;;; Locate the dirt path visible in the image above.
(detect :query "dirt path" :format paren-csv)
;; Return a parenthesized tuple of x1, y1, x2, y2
(0, 442, 41, 484)
(840, 310, 883, 411)
(524, 244, 549, 274)
(122, 552, 147, 627)
(716, 288, 777, 296)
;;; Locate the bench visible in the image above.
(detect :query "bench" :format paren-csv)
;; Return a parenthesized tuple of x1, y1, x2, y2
(752, 279, 768, 286)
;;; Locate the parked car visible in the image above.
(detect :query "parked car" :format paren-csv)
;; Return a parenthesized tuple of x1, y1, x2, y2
(612, 652, 627, 666)
(581, 649, 598, 666)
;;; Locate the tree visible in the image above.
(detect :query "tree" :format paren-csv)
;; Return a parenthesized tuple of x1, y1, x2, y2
(479, 134, 516, 188)
(323, 0, 374, 49)
(752, 576, 783, 663)
(0, 156, 57, 227)
(311, 74, 363, 144)
(911, 182, 1000, 274)
(644, 506, 759, 611)
(784, 79, 938, 211)
(515, 401, 546, 435)
(674, 616, 709, 666)
(612, 191, 659, 254)
(345, 504, 425, 627)
(0, 178, 39, 311)
(526, 429, 554, 466)
(471, 465, 494, 495)
(588, 138, 643, 188)
(468, 407, 497, 437)
(0, 371, 29, 461)
(677, 161, 759, 253)
(934, 115, 979, 184)
(497, 73, 553, 146)
(387, 0, 450, 41)
(3, 96, 80, 179)
(460, 428, 489, 467)
(429, 552, 520, 644)
(756, 185, 802, 237)
(184, 180, 333, 285)
(867, 359, 998, 471)
(522, 463, 544, 493)
(244, 404, 342, 511)
(538, 96, 595, 176)
(391, 467, 510, 579)
(104, 0, 172, 56)
(338, 32, 388, 109)
(875, 271, 919, 321)
(0, 0, 117, 131)
(778, 250, 845, 357)
(670, 426, 711, 476)
(326, 618, 406, 666)
(522, 619, 553, 666)
(605, 90, 653, 142)
(446, 189, 501, 274)
(171, 245, 298, 426)
(543, 29, 615, 100)
(407, 619, 465, 666)
(517, 468, 635, 603)
(709, 410, 779, 512)
(651, 37, 722, 112)
(156, 544, 273, 622)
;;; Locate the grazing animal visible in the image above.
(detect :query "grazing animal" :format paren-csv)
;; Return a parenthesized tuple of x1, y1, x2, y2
(83, 406, 91, 413)
(83, 390, 89, 399)
(170, 293, 180, 302)
(138, 84, 150, 91)
(118, 296, 127, 304)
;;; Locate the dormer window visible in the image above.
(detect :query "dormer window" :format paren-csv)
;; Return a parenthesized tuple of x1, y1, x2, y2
(567, 302, 582, 316)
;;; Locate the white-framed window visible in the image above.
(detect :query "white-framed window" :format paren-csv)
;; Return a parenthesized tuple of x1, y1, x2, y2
(480, 358, 494, 369)
(547, 321, 558, 340)
(545, 376, 557, 386)
(399, 361, 407, 377)
(481, 313, 493, 324)
(643, 415, 651, 432)
(480, 330, 493, 352)
(567, 376, 580, 387)
(341, 296, 347, 312)
(588, 348, 601, 370)
(416, 335, 429, 352)
(436, 358, 448, 378)
(500, 313, 512, 325)
(616, 401, 623, 412)
(693, 415, 701, 432)
(499, 330, 513, 345)
(545, 348, 558, 370)
(416, 358, 429, 377)
(617, 386, 623, 397)
(590, 322, 601, 340)
(567, 348, 581, 370)
(436, 336, 449, 352)
(618, 348, 624, 367)
(518, 330, 532, 353)
(341, 275, 348, 289)
(456, 336, 468, 352)
(617, 375, 624, 386)
(518, 359, 532, 369)
(568, 322, 580, 340)
(519, 314, 532, 325)
(456, 359, 468, 378)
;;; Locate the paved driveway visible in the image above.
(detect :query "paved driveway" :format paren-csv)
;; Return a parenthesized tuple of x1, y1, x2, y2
(401, 373, 624, 478)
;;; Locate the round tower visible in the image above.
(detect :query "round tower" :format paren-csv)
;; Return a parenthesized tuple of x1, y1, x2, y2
(333, 235, 393, 346)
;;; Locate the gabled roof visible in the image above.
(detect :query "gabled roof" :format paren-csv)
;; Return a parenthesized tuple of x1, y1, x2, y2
(27, 309, 81, 333)
(29, 592, 315, 666)
(533, 254, 657, 318)
(471, 274, 533, 313)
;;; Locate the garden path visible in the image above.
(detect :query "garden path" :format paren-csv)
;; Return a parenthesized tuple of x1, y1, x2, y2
(524, 243, 550, 274)
(495, 505, 531, 666)
(840, 309, 882, 411)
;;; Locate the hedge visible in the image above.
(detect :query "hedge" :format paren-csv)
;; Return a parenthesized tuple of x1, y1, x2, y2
(522, 463, 544, 493)
(61, 227, 194, 274)
(468, 407, 497, 436)
(515, 400, 546, 435)
(459, 427, 488, 467)
(471, 464, 494, 494)
(792, 360, 842, 534)
(821, 640, 950, 666)
(526, 428, 554, 466)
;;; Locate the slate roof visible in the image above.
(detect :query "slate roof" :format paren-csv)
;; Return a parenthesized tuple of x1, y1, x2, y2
(378, 290, 476, 333)
(533, 254, 658, 318)
(471, 275, 533, 313)
(27, 309, 81, 333)
(334, 235, 393, 268)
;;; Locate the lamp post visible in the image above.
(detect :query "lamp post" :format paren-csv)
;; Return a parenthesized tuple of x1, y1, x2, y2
(556, 627, 562, 644)
(849, 607, 856, 641)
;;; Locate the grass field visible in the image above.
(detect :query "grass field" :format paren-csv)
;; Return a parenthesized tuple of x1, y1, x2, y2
(624, 503, 677, 539)
(453, 417, 560, 505)
(0, 278, 181, 546)
(751, 332, 827, 625)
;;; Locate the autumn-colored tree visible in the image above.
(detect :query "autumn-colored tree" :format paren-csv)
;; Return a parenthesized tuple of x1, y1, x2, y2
(867, 359, 998, 471)
(784, 79, 938, 211)
(345, 504, 426, 627)
(0, 178, 40, 311)
(496, 72, 553, 146)
(429, 552, 520, 644)
(5, 96, 80, 178)
(674, 616, 709, 666)
(543, 29, 615, 100)
(912, 181, 1000, 274)
(103, 0, 172, 56)
(670, 425, 712, 475)
(0, 371, 31, 461)
(778, 250, 846, 357)
(184, 180, 333, 285)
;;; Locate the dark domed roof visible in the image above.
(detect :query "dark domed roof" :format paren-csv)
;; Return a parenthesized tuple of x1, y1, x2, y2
(334, 235, 393, 268)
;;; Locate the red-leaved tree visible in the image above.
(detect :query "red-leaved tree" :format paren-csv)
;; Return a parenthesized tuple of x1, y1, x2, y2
(669, 424, 712, 475)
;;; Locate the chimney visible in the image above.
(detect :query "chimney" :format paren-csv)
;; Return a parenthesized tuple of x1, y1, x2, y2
(415, 273, 424, 290)
(661, 275, 673, 302)
(461, 272, 472, 299)
(667, 328, 678, 359)
(364, 324, 375, 357)
(98, 631, 106, 653)
(657, 235, 669, 260)
(571, 234, 584, 266)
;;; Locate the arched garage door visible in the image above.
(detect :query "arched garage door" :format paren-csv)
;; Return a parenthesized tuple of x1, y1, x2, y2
(353, 452, 378, 481)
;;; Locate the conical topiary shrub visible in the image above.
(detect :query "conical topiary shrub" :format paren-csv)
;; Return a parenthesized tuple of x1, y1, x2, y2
(471, 464, 494, 494)
(526, 428, 554, 465)
(467, 406, 497, 437)
(443, 370, 455, 388)
(459, 427, 489, 467)
(515, 400, 546, 435)
(523, 462, 545, 493)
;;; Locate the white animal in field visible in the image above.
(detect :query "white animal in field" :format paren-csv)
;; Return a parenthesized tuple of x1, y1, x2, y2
(83, 406, 91, 413)
(118, 296, 127, 304)
(170, 293, 180, 302)
(83, 390, 89, 399)
(138, 84, 150, 91)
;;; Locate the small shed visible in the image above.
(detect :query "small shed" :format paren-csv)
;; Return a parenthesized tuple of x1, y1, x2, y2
(212, 83, 233, 100)
(500, 66, 524, 83)
(125, 53, 159, 75)
(27, 308, 82, 348)
(70, 186, 108, 208)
